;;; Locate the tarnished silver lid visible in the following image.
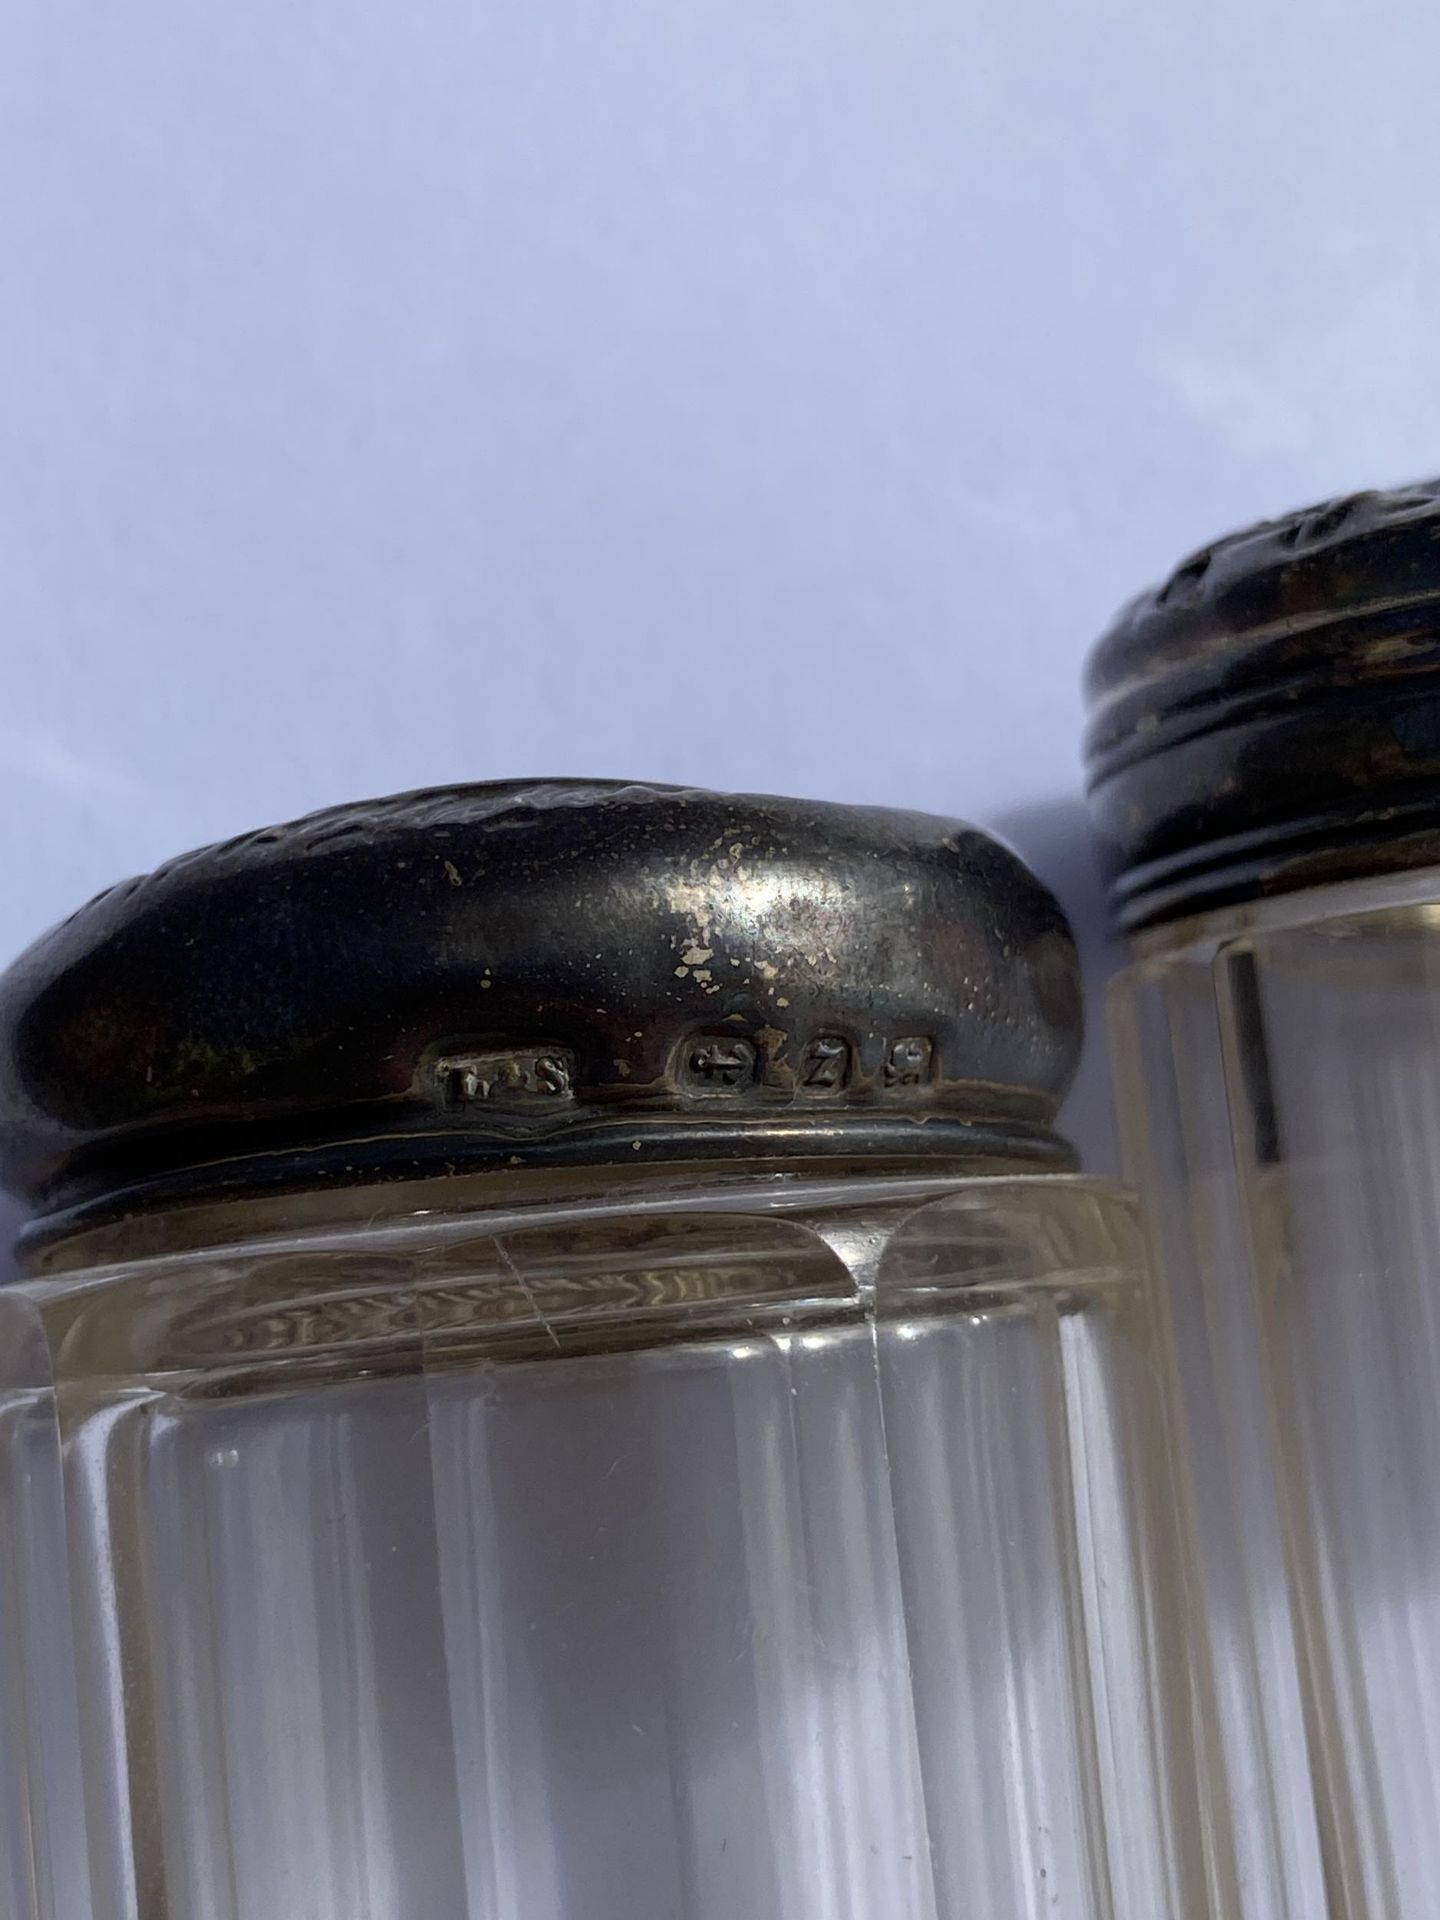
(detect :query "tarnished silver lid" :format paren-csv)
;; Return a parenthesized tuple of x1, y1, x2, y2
(0, 780, 1082, 1239)
(1086, 479, 1440, 927)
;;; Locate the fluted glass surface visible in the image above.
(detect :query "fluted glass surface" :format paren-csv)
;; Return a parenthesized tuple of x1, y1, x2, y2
(1113, 871, 1440, 1920)
(0, 1170, 1208, 1920)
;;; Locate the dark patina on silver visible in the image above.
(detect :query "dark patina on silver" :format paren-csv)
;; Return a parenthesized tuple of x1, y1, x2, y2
(0, 781, 1081, 1241)
(1086, 479, 1440, 928)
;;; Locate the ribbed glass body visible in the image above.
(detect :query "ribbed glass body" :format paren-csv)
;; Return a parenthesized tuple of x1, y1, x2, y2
(1112, 868, 1440, 1920)
(0, 1164, 1207, 1920)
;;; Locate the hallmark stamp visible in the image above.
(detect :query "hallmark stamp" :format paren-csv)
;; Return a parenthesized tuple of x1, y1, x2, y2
(799, 1033, 851, 1093)
(437, 1046, 575, 1106)
(680, 1035, 758, 1094)
(884, 1035, 934, 1089)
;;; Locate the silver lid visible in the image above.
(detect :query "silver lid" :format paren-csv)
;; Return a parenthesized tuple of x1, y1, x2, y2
(0, 780, 1082, 1239)
(1086, 479, 1440, 926)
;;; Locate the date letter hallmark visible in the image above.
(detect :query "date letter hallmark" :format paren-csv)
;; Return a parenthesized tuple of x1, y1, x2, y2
(437, 1046, 576, 1107)
(799, 1033, 851, 1094)
(884, 1035, 935, 1090)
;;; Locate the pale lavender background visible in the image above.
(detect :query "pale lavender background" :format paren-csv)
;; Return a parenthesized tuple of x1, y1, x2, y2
(4, 0, 1440, 1184)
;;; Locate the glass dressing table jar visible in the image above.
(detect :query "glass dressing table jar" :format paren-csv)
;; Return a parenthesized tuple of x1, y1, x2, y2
(1089, 482, 1440, 1920)
(0, 780, 1212, 1920)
